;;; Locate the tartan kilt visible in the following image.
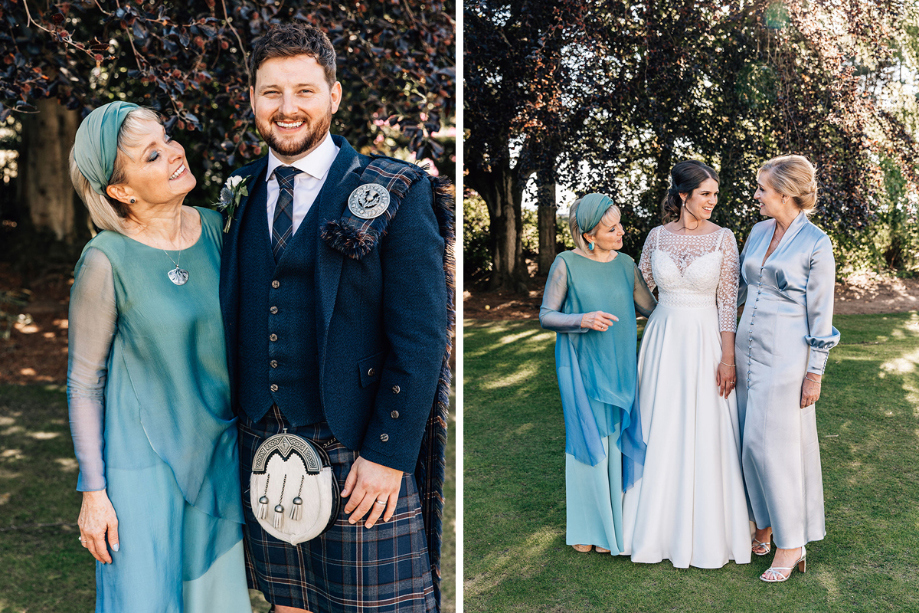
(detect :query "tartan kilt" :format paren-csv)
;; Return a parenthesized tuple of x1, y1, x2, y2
(239, 407, 436, 613)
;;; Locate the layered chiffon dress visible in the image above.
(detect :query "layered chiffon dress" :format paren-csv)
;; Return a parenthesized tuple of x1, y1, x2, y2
(540, 250, 655, 554)
(622, 226, 752, 568)
(67, 208, 250, 612)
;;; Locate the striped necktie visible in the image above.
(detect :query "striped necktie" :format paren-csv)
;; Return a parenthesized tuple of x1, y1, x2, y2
(271, 165, 302, 261)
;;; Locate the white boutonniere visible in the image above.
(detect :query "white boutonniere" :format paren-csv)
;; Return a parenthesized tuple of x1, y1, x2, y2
(216, 175, 251, 233)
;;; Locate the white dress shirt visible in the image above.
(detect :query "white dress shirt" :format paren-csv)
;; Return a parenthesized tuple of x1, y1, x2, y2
(265, 132, 340, 238)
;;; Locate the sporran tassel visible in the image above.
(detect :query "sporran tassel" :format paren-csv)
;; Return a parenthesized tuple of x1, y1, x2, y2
(273, 474, 288, 529)
(289, 476, 305, 521)
(257, 475, 270, 520)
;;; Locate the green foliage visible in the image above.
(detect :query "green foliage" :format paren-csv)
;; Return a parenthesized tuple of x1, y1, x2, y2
(464, 193, 492, 281)
(465, 0, 919, 273)
(464, 314, 919, 612)
(0, 1, 455, 208)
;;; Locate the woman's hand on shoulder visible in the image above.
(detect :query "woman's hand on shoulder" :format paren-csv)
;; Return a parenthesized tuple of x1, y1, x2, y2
(580, 311, 618, 331)
(78, 490, 119, 564)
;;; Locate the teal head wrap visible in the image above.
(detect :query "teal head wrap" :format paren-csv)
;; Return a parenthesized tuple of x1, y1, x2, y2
(575, 193, 615, 235)
(73, 101, 139, 195)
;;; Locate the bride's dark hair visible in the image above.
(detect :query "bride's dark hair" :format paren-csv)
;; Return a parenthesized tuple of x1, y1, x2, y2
(661, 160, 720, 223)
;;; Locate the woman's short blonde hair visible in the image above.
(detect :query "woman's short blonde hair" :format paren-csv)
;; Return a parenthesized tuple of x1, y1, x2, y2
(69, 106, 163, 232)
(568, 198, 622, 251)
(758, 154, 818, 215)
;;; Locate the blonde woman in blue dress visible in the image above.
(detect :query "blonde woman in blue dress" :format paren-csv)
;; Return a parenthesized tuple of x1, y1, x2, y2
(67, 102, 250, 611)
(540, 194, 656, 555)
(622, 160, 752, 569)
(737, 155, 840, 582)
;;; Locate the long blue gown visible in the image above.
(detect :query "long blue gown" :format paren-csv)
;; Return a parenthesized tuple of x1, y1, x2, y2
(539, 250, 655, 553)
(67, 207, 250, 612)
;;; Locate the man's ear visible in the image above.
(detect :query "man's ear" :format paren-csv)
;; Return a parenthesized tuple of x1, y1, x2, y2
(330, 81, 342, 115)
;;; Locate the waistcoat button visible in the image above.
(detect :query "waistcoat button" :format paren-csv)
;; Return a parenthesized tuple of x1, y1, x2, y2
(270, 384, 278, 392)
(392, 385, 401, 394)
(380, 433, 389, 442)
(391, 411, 400, 419)
(270, 360, 278, 368)
(271, 280, 280, 289)
(270, 306, 278, 314)
(368, 368, 376, 377)
(269, 334, 277, 342)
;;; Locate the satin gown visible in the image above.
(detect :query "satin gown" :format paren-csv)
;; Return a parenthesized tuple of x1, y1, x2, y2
(736, 213, 840, 550)
(67, 208, 250, 612)
(540, 251, 655, 554)
(622, 226, 752, 568)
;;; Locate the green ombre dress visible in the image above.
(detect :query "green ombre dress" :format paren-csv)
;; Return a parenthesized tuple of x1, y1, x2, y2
(539, 250, 655, 554)
(67, 208, 249, 612)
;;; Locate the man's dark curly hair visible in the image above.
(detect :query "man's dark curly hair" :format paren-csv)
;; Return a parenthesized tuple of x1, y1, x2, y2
(249, 23, 337, 88)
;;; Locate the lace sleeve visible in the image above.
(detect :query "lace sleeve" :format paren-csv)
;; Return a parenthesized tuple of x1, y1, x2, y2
(539, 256, 586, 333)
(638, 227, 657, 293)
(67, 247, 117, 492)
(716, 229, 739, 332)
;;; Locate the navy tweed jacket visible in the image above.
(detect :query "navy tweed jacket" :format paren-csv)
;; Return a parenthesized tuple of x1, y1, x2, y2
(219, 135, 448, 472)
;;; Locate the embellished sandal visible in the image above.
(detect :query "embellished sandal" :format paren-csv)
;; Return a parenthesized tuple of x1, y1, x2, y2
(760, 546, 806, 583)
(752, 536, 772, 556)
(572, 544, 592, 553)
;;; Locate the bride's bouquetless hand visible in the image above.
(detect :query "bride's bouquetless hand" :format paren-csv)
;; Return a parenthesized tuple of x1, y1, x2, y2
(716, 362, 735, 398)
(580, 311, 618, 332)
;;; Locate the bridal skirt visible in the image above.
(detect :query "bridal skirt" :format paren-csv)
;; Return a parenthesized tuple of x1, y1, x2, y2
(622, 303, 751, 568)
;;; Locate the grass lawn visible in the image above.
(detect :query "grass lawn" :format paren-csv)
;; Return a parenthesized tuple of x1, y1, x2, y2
(464, 313, 919, 613)
(0, 385, 456, 613)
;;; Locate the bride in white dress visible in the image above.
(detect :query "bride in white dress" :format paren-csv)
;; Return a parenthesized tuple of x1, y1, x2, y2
(622, 160, 751, 568)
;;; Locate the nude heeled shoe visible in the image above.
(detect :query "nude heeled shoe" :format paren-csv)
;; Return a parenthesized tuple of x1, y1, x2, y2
(572, 544, 592, 553)
(760, 546, 806, 583)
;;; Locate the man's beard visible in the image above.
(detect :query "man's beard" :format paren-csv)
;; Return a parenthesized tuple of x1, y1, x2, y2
(257, 107, 332, 159)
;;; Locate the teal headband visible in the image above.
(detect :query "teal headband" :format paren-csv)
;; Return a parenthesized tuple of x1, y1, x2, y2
(576, 193, 615, 235)
(73, 101, 139, 195)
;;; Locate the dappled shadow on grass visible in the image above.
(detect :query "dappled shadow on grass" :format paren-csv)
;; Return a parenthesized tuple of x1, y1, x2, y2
(464, 315, 919, 613)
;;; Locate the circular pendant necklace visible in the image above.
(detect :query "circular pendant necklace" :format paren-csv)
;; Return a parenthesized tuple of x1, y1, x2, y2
(164, 250, 189, 286)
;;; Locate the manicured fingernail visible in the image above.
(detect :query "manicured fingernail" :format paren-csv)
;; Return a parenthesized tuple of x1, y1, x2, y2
(112, 544, 120, 552)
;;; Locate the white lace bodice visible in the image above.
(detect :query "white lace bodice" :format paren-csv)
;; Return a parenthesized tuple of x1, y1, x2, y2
(639, 226, 739, 332)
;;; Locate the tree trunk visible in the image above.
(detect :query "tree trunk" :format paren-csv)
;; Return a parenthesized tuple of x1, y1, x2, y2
(535, 170, 557, 275)
(469, 161, 528, 292)
(21, 99, 79, 243)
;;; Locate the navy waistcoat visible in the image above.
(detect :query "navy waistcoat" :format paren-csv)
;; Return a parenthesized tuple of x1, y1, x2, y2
(236, 175, 323, 426)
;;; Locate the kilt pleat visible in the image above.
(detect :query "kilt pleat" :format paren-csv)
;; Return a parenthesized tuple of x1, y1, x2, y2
(239, 407, 436, 612)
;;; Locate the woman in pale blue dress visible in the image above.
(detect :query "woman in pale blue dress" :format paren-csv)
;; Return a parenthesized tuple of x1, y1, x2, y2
(737, 155, 840, 582)
(539, 194, 655, 554)
(67, 102, 250, 611)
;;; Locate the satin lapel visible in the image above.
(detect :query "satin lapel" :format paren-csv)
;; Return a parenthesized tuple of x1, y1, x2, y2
(219, 157, 268, 388)
(763, 212, 809, 266)
(316, 136, 364, 362)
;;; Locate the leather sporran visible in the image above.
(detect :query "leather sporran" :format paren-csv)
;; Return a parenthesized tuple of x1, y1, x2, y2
(249, 430, 341, 544)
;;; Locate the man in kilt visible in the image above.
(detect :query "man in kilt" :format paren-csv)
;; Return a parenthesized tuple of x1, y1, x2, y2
(218, 24, 453, 613)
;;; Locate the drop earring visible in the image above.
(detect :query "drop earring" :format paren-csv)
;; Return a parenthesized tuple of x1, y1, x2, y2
(588, 241, 594, 251)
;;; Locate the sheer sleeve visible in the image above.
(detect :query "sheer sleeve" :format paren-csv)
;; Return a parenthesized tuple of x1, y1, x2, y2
(716, 229, 739, 332)
(638, 227, 657, 292)
(804, 235, 841, 374)
(539, 256, 586, 333)
(67, 247, 117, 492)
(633, 263, 656, 318)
